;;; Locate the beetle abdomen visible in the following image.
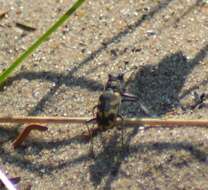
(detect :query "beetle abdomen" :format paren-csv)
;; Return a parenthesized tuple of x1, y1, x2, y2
(97, 90, 121, 129)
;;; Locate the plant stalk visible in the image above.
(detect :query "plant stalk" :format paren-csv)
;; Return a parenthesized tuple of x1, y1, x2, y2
(0, 116, 208, 127)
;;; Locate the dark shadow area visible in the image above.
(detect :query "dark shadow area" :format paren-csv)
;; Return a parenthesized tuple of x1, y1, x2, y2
(3, 71, 104, 115)
(129, 142, 207, 163)
(89, 132, 124, 188)
(0, 125, 18, 143)
(90, 140, 207, 190)
(0, 140, 92, 175)
(0, 146, 45, 175)
(3, 72, 104, 114)
(94, 44, 208, 189)
(28, 133, 89, 150)
(0, 126, 18, 135)
(128, 44, 208, 116)
(130, 51, 188, 115)
(4, 71, 104, 92)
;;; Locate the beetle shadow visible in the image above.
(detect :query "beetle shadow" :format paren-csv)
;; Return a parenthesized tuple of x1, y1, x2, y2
(131, 45, 208, 116)
(129, 51, 189, 116)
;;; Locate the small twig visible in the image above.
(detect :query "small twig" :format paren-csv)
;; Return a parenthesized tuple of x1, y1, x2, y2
(1, 116, 207, 148)
(12, 124, 48, 149)
(0, 116, 208, 127)
(0, 116, 87, 124)
(121, 118, 208, 127)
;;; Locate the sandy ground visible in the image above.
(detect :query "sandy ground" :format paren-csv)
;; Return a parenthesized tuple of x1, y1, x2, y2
(0, 0, 208, 189)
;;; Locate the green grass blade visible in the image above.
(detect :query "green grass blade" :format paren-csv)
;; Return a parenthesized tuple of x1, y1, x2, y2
(0, 0, 86, 86)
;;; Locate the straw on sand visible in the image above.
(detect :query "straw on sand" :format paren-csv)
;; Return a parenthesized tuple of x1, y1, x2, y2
(0, 115, 208, 127)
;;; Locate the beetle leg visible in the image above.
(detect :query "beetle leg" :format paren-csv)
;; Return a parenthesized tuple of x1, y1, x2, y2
(99, 127, 106, 149)
(86, 122, 95, 158)
(85, 105, 98, 125)
(121, 92, 138, 101)
(117, 114, 124, 148)
(92, 105, 98, 117)
(86, 117, 97, 124)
